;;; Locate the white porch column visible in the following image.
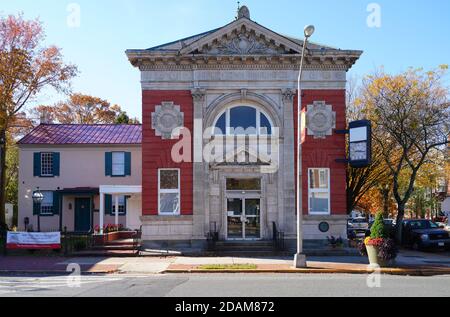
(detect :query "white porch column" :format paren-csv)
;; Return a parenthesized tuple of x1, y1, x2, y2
(115, 195, 119, 226)
(99, 193, 105, 234)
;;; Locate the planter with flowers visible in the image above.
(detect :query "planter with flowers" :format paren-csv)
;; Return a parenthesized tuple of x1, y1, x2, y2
(93, 224, 136, 245)
(360, 212, 398, 267)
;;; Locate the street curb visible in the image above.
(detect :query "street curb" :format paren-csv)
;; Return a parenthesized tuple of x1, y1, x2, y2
(0, 269, 119, 276)
(163, 268, 450, 276)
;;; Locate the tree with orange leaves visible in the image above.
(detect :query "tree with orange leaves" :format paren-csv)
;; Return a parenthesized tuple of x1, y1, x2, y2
(32, 93, 138, 124)
(0, 14, 77, 228)
(359, 67, 450, 242)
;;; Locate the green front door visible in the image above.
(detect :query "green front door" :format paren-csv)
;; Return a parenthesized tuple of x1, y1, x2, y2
(74, 198, 91, 232)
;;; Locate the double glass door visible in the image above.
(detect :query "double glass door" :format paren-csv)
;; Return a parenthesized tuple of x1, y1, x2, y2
(227, 197, 261, 240)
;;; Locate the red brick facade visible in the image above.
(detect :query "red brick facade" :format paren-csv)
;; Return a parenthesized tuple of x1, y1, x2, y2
(294, 89, 348, 216)
(142, 90, 193, 216)
(142, 89, 347, 217)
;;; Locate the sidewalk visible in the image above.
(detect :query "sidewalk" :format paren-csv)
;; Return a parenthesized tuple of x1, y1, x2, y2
(1, 250, 449, 276)
(165, 251, 450, 276)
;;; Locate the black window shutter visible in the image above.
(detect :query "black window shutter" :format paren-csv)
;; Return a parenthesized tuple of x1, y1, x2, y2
(105, 152, 112, 176)
(52, 192, 60, 215)
(125, 152, 131, 176)
(105, 194, 112, 215)
(34, 153, 41, 177)
(53, 153, 60, 177)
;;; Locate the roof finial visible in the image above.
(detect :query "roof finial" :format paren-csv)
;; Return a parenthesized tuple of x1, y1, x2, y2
(237, 4, 250, 20)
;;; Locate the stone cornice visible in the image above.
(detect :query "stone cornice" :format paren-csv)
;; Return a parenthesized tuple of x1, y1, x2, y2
(127, 51, 361, 72)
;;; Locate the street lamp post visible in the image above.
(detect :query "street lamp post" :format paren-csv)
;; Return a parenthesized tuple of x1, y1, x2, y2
(294, 25, 315, 268)
(32, 188, 44, 232)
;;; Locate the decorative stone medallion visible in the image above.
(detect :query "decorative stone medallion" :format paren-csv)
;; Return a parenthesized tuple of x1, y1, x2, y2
(151, 102, 184, 139)
(306, 101, 336, 139)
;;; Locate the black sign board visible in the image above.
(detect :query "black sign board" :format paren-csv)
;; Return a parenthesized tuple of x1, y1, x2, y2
(348, 120, 372, 168)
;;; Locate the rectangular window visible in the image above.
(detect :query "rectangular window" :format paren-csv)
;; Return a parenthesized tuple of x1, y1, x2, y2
(112, 152, 125, 176)
(158, 169, 180, 215)
(41, 153, 54, 176)
(111, 196, 126, 215)
(308, 168, 330, 215)
(40, 191, 54, 215)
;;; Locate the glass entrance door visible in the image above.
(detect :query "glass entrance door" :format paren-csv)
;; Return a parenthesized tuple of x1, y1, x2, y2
(245, 199, 261, 239)
(227, 198, 243, 239)
(227, 197, 261, 240)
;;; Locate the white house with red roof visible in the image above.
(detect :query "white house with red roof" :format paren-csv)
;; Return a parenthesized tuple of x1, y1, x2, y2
(18, 124, 143, 233)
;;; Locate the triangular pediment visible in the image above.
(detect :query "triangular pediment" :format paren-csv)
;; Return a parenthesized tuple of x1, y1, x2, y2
(211, 145, 272, 166)
(179, 18, 304, 56)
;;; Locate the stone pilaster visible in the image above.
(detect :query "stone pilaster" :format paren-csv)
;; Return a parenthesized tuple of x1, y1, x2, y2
(191, 88, 207, 240)
(281, 89, 297, 237)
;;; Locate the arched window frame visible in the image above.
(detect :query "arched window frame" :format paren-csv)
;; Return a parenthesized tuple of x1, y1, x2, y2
(212, 105, 274, 136)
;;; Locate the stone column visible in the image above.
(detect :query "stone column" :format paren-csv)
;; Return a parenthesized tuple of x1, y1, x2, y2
(281, 89, 297, 237)
(191, 89, 207, 242)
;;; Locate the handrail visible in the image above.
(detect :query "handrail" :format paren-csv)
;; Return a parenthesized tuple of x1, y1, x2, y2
(272, 222, 285, 251)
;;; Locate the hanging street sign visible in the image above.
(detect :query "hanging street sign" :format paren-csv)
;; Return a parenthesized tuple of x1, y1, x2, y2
(348, 120, 372, 168)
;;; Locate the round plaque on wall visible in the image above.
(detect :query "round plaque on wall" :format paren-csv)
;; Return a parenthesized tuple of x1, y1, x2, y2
(318, 222, 330, 233)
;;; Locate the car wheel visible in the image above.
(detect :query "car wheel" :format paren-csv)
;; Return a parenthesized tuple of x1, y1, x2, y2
(412, 242, 420, 251)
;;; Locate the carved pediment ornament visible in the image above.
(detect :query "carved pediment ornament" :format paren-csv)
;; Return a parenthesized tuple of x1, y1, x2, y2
(204, 31, 285, 55)
(151, 101, 184, 140)
(306, 101, 336, 139)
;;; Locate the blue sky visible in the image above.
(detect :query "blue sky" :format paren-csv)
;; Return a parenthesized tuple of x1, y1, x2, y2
(1, 0, 449, 119)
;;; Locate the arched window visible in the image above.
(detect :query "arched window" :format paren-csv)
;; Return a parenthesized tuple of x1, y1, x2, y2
(213, 106, 273, 135)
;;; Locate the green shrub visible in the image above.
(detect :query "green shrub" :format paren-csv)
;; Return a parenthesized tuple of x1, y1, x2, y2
(72, 237, 89, 251)
(370, 212, 388, 239)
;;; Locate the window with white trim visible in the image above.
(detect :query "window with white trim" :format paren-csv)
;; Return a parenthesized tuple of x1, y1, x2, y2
(112, 152, 125, 176)
(213, 106, 273, 135)
(112, 195, 126, 215)
(41, 153, 54, 176)
(40, 191, 54, 215)
(158, 169, 180, 215)
(308, 168, 330, 215)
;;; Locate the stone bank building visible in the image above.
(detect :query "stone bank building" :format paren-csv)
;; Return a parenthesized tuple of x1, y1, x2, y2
(18, 6, 362, 250)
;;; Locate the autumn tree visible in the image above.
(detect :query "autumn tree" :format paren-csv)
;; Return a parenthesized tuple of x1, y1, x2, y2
(0, 14, 77, 228)
(32, 93, 127, 124)
(360, 67, 450, 241)
(346, 76, 391, 214)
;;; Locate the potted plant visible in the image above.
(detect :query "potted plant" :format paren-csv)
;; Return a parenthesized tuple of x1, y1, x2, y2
(362, 212, 398, 267)
(327, 236, 344, 249)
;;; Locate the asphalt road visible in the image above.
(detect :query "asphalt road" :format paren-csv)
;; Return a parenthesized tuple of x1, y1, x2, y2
(1, 273, 450, 297)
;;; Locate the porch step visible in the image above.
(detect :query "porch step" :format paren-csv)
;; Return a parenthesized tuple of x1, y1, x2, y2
(103, 239, 136, 246)
(91, 244, 137, 251)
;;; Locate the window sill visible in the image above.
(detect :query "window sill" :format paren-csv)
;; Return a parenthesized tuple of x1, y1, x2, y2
(39, 213, 55, 217)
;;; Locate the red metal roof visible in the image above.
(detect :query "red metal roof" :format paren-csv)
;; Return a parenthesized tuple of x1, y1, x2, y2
(18, 124, 142, 145)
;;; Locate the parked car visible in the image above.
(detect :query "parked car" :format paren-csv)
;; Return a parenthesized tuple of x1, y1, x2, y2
(348, 217, 369, 239)
(402, 219, 450, 251)
(350, 217, 369, 230)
